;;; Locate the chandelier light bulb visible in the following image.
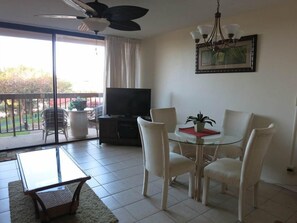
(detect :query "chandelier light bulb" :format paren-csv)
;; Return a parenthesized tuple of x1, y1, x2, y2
(233, 30, 244, 40)
(190, 30, 202, 41)
(223, 24, 240, 39)
(198, 25, 213, 38)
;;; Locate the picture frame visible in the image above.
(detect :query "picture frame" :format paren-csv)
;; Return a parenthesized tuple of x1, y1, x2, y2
(195, 34, 257, 74)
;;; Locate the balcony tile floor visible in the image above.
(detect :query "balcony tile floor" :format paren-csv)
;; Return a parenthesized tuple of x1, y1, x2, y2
(0, 127, 98, 152)
(0, 140, 297, 223)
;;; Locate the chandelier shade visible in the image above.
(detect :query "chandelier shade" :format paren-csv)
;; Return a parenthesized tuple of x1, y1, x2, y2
(191, 0, 243, 51)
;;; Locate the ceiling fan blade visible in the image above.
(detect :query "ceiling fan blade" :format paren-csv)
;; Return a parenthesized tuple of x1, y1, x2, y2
(86, 1, 108, 17)
(36, 14, 86, 19)
(109, 20, 141, 31)
(62, 0, 97, 16)
(103, 6, 148, 21)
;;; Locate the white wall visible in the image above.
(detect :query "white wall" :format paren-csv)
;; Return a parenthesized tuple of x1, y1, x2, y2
(141, 0, 297, 185)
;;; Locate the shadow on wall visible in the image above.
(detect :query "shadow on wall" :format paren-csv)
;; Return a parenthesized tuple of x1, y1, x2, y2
(252, 114, 274, 129)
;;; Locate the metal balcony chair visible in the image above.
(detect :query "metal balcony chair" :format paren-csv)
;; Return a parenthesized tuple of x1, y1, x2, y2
(41, 108, 69, 143)
(88, 105, 103, 137)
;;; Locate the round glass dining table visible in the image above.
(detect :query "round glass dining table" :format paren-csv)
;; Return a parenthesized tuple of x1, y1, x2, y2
(168, 130, 242, 201)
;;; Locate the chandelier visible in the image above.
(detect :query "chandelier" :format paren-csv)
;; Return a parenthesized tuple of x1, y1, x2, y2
(190, 0, 243, 52)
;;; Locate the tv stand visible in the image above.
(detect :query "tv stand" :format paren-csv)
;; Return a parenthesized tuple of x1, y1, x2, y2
(99, 115, 142, 146)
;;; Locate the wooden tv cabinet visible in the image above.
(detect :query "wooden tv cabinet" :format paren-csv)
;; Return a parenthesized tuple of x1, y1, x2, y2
(99, 116, 142, 146)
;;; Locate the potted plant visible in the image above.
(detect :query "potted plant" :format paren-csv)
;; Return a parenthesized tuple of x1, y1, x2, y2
(186, 111, 216, 132)
(68, 97, 87, 111)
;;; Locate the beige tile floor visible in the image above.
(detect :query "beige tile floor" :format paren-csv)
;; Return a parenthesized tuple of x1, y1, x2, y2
(0, 140, 297, 223)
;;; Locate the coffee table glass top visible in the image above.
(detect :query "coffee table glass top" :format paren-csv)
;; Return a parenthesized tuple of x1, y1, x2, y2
(17, 147, 89, 193)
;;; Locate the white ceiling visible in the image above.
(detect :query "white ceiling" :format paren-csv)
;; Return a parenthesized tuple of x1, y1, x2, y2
(0, 0, 285, 39)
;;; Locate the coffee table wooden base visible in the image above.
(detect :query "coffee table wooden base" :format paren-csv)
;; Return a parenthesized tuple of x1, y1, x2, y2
(29, 181, 86, 222)
(16, 148, 91, 222)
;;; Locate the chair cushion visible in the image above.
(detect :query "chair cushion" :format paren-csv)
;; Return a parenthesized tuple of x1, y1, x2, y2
(217, 145, 243, 159)
(203, 144, 242, 159)
(169, 142, 197, 159)
(204, 158, 242, 186)
(169, 152, 195, 177)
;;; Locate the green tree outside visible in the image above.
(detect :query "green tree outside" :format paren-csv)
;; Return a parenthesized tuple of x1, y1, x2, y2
(0, 65, 73, 133)
(0, 65, 72, 94)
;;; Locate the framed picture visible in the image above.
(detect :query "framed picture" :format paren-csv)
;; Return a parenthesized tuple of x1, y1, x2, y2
(195, 34, 257, 74)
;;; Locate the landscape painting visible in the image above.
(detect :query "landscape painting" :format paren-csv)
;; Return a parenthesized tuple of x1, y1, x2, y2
(195, 35, 257, 73)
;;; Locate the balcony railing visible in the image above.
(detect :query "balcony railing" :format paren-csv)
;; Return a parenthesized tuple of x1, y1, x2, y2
(0, 93, 103, 136)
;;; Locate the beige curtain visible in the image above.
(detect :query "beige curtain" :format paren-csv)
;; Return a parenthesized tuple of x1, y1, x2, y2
(103, 36, 141, 114)
(104, 36, 141, 89)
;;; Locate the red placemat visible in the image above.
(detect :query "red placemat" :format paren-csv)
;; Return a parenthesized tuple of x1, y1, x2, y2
(179, 127, 220, 137)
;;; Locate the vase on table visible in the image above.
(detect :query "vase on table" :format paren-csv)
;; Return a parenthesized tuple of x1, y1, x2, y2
(194, 122, 205, 132)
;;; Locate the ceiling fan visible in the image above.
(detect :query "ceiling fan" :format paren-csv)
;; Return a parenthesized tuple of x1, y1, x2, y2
(37, 0, 149, 34)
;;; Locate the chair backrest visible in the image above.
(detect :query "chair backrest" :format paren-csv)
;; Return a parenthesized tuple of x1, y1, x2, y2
(89, 105, 103, 121)
(42, 108, 68, 128)
(94, 105, 103, 118)
(222, 109, 254, 149)
(241, 123, 275, 187)
(137, 117, 169, 177)
(150, 107, 177, 133)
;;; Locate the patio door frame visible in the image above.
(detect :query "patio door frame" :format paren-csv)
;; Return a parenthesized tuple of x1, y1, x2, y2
(0, 22, 104, 149)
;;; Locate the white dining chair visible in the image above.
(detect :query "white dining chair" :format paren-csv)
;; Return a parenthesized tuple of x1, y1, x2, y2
(206, 109, 254, 161)
(137, 117, 195, 210)
(150, 107, 197, 158)
(202, 123, 275, 222)
(150, 107, 180, 154)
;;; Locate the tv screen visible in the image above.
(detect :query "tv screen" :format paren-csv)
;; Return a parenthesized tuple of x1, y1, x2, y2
(106, 88, 151, 117)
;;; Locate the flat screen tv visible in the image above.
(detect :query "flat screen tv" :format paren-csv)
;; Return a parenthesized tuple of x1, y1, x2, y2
(106, 88, 151, 117)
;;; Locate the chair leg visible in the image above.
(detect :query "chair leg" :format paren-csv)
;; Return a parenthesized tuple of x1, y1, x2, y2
(202, 175, 210, 205)
(45, 130, 48, 143)
(96, 124, 99, 138)
(253, 182, 259, 208)
(221, 183, 227, 193)
(212, 145, 220, 161)
(64, 128, 68, 141)
(142, 169, 148, 196)
(188, 171, 194, 198)
(161, 177, 169, 210)
(238, 186, 246, 222)
(169, 176, 177, 185)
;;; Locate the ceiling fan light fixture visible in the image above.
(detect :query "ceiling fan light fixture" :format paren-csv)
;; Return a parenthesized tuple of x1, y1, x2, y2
(39, 0, 148, 33)
(83, 17, 110, 34)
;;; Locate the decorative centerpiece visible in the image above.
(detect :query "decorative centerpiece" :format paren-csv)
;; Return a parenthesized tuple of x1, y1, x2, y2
(68, 97, 87, 111)
(186, 111, 216, 132)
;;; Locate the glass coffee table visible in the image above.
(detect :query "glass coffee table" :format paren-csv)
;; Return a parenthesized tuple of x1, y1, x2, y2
(16, 147, 91, 222)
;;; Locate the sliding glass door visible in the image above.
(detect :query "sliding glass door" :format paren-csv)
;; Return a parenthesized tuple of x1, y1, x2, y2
(0, 26, 105, 150)
(0, 28, 54, 149)
(55, 35, 105, 142)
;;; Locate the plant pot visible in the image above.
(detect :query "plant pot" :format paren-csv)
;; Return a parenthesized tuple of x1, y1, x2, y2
(194, 122, 205, 132)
